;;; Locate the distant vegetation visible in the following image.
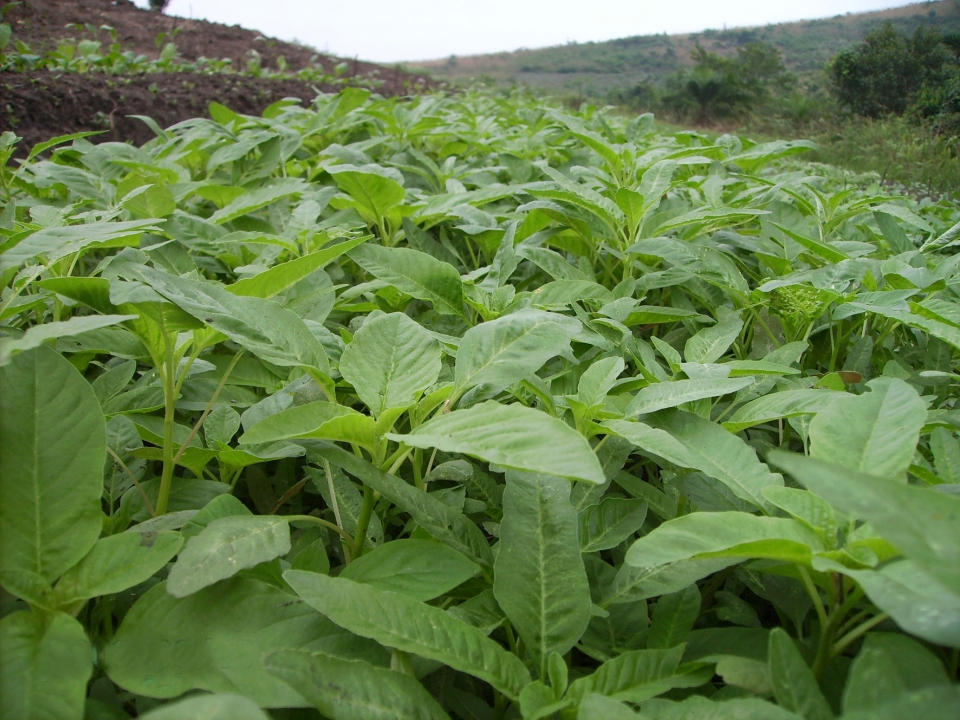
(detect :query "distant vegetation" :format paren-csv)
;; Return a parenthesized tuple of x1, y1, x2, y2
(412, 1, 960, 196)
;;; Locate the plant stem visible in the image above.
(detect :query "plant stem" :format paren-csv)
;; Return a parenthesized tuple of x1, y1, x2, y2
(352, 485, 376, 560)
(831, 613, 889, 657)
(155, 331, 178, 516)
(172, 350, 244, 466)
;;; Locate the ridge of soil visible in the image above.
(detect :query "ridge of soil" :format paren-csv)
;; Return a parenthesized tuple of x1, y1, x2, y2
(1, 0, 437, 151)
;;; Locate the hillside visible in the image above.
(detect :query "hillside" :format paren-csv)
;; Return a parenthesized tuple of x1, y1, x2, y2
(411, 0, 960, 96)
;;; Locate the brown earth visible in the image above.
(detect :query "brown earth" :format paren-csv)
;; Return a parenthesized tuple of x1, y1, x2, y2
(1, 0, 436, 151)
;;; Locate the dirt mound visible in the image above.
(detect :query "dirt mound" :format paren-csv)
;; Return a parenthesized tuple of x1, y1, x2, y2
(1, 0, 436, 150)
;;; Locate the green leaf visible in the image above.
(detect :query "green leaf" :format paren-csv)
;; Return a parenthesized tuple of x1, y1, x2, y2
(814, 558, 960, 648)
(283, 570, 532, 700)
(124, 183, 176, 219)
(768, 628, 833, 720)
(0, 314, 137, 366)
(843, 633, 949, 714)
(139, 694, 270, 720)
(762, 487, 838, 549)
(180, 493, 251, 539)
(494, 471, 591, 672)
(167, 516, 291, 598)
(579, 497, 647, 552)
(226, 237, 368, 298)
(577, 694, 643, 720)
(328, 164, 406, 222)
(577, 356, 625, 407)
(809, 378, 925, 480)
(625, 512, 822, 571)
(0, 612, 92, 720)
(565, 646, 711, 708)
(0, 346, 105, 582)
(1, 219, 161, 271)
(339, 539, 479, 601)
(391, 401, 605, 484)
(723, 389, 844, 433)
(308, 443, 492, 567)
(209, 178, 307, 224)
(138, 267, 329, 372)
(241, 401, 376, 451)
(647, 585, 700, 650)
(349, 244, 463, 316)
(54, 531, 183, 604)
(773, 453, 960, 596)
(684, 316, 743, 364)
(265, 649, 450, 720)
(340, 313, 441, 418)
(645, 410, 783, 510)
(104, 578, 341, 707)
(453, 309, 579, 397)
(625, 378, 753, 416)
(640, 696, 804, 719)
(839, 687, 960, 720)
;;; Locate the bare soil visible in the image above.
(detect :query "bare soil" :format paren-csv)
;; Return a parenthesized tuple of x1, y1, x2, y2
(1, 0, 436, 151)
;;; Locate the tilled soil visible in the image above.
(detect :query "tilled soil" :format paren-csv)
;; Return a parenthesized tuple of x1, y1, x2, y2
(1, 0, 435, 151)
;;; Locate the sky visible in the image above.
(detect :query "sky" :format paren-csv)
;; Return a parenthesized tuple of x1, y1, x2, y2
(132, 1, 923, 63)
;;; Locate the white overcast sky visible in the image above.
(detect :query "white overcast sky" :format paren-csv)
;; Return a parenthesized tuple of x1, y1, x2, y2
(132, 1, 923, 63)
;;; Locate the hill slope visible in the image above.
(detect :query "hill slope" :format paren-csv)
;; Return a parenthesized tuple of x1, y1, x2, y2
(411, 1, 960, 96)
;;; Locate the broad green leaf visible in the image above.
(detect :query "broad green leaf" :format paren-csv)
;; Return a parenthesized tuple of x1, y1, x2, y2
(604, 558, 737, 606)
(723, 389, 844, 433)
(813, 558, 960, 648)
(930, 427, 960, 483)
(842, 632, 949, 713)
(684, 316, 743, 364)
(349, 244, 463, 316)
(625, 512, 822, 571)
(227, 237, 367, 298)
(773, 453, 960, 596)
(179, 493, 251, 539)
(625, 378, 753, 416)
(809, 377, 925, 480)
(639, 696, 803, 719)
(391, 401, 605, 484)
(1, 218, 160, 271)
(104, 578, 342, 707)
(494, 471, 591, 671)
(0, 346, 104, 582)
(768, 628, 833, 720)
(340, 313, 441, 418)
(839, 687, 960, 720)
(647, 585, 700, 650)
(577, 356, 625, 407)
(577, 694, 643, 720)
(283, 570, 532, 700)
(579, 497, 647, 552)
(139, 694, 270, 720)
(124, 183, 176, 219)
(763, 486, 838, 549)
(167, 516, 291, 598)
(328, 164, 406, 221)
(138, 267, 329, 372)
(54, 531, 183, 604)
(209, 178, 307, 224)
(0, 612, 92, 720)
(339, 539, 479, 601)
(453, 308, 580, 396)
(646, 410, 783, 510)
(240, 401, 376, 451)
(308, 443, 492, 567)
(265, 649, 450, 720)
(565, 646, 711, 708)
(0, 314, 137, 366)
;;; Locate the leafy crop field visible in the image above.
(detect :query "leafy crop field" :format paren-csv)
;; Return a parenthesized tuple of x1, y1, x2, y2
(0, 89, 958, 719)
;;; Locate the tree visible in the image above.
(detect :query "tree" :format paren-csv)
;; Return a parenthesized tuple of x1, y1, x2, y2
(828, 23, 955, 117)
(149, 0, 171, 11)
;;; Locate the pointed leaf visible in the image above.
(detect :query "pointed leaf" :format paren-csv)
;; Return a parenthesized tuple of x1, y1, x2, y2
(647, 585, 701, 650)
(139, 694, 270, 720)
(265, 649, 449, 720)
(391, 401, 605, 484)
(768, 628, 834, 720)
(0, 346, 104, 582)
(349, 244, 463, 316)
(283, 570, 532, 700)
(494, 471, 591, 671)
(167, 516, 291, 598)
(625, 378, 753, 417)
(340, 313, 441, 418)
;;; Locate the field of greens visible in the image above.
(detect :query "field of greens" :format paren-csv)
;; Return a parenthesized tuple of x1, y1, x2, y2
(0, 88, 959, 720)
